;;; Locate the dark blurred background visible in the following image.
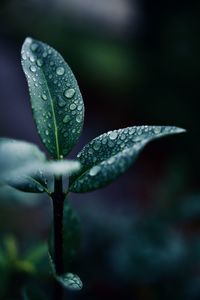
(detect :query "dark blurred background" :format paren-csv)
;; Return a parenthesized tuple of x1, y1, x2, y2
(0, 0, 200, 299)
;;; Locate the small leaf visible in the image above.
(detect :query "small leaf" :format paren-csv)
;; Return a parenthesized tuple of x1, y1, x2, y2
(21, 37, 84, 159)
(56, 273, 83, 291)
(69, 126, 185, 193)
(0, 138, 80, 193)
(0, 138, 45, 182)
(7, 168, 49, 193)
(0, 138, 48, 192)
(49, 199, 81, 272)
(7, 160, 80, 193)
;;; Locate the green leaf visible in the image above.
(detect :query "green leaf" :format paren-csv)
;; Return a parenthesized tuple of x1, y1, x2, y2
(0, 138, 80, 193)
(0, 138, 45, 181)
(7, 160, 80, 193)
(21, 37, 84, 159)
(0, 138, 48, 192)
(7, 168, 49, 193)
(49, 199, 81, 272)
(69, 126, 185, 193)
(56, 272, 83, 291)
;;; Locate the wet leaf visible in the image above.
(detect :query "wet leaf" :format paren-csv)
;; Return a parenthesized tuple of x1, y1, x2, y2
(69, 126, 185, 193)
(21, 37, 84, 159)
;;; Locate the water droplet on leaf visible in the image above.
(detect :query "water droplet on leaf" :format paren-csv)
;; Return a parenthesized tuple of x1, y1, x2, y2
(89, 166, 101, 176)
(69, 103, 76, 110)
(64, 88, 75, 99)
(36, 59, 44, 67)
(57, 96, 66, 107)
(109, 132, 118, 140)
(30, 66, 36, 73)
(41, 94, 47, 101)
(30, 43, 38, 52)
(56, 67, 65, 76)
(63, 115, 70, 124)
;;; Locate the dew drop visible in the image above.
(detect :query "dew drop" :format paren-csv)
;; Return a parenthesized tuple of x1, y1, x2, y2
(37, 185, 44, 192)
(45, 130, 49, 136)
(108, 141, 114, 148)
(41, 94, 47, 101)
(88, 148, 94, 155)
(108, 157, 115, 164)
(109, 132, 118, 140)
(30, 56, 35, 62)
(129, 127, 136, 135)
(89, 166, 101, 176)
(153, 126, 161, 134)
(56, 67, 65, 76)
(42, 51, 48, 58)
(76, 115, 82, 123)
(36, 59, 44, 67)
(57, 96, 66, 107)
(64, 88, 75, 99)
(70, 103, 76, 110)
(93, 141, 101, 151)
(30, 43, 38, 52)
(120, 134, 126, 140)
(30, 65, 37, 73)
(77, 105, 82, 111)
(63, 115, 70, 124)
(22, 52, 27, 60)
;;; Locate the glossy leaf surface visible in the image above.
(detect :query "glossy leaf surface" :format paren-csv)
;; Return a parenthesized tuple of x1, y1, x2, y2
(21, 37, 84, 159)
(69, 126, 185, 193)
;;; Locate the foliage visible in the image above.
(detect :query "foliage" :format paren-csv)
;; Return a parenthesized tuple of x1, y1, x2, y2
(0, 37, 185, 297)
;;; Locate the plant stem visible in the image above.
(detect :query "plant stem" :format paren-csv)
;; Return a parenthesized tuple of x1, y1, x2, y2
(51, 176, 65, 300)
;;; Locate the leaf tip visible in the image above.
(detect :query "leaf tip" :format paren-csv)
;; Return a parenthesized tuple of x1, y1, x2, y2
(172, 127, 186, 134)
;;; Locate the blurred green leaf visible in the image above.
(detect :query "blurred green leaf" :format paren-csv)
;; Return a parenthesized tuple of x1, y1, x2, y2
(69, 126, 185, 192)
(21, 37, 84, 159)
(8, 159, 80, 193)
(0, 138, 80, 193)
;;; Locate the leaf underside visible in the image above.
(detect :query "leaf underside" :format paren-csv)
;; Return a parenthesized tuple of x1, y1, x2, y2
(69, 125, 185, 193)
(21, 37, 84, 159)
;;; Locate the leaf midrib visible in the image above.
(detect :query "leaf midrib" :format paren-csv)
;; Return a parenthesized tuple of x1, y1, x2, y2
(40, 68, 60, 159)
(24, 174, 49, 194)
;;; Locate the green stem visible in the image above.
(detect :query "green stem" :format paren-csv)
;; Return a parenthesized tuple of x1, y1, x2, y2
(51, 176, 65, 300)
